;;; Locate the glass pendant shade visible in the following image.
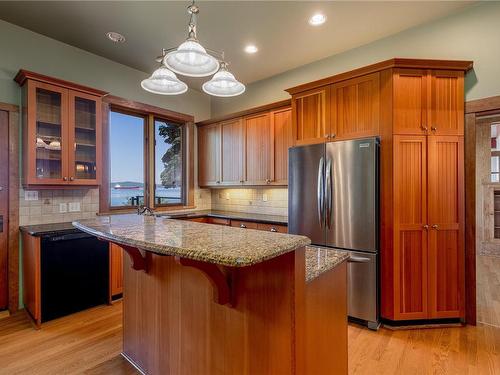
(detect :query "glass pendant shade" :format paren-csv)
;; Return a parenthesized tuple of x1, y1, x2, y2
(202, 67, 245, 97)
(164, 40, 220, 77)
(141, 65, 188, 95)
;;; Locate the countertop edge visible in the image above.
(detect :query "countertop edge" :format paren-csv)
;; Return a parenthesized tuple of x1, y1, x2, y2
(305, 247, 350, 283)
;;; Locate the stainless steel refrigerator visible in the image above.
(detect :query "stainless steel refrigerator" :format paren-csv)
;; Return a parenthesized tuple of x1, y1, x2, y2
(288, 137, 380, 330)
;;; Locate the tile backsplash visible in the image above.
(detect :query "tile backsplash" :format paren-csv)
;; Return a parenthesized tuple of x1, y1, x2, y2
(19, 188, 100, 226)
(211, 188, 288, 216)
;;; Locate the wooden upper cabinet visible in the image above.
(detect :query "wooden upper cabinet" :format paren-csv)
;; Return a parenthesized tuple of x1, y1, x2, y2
(220, 118, 244, 185)
(393, 135, 428, 320)
(392, 69, 428, 135)
(427, 136, 464, 318)
(16, 70, 107, 187)
(292, 86, 330, 145)
(331, 72, 380, 140)
(428, 70, 464, 136)
(244, 113, 273, 185)
(198, 123, 221, 186)
(271, 108, 293, 185)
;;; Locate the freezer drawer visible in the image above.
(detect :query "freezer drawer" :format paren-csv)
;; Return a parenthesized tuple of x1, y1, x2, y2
(346, 250, 379, 329)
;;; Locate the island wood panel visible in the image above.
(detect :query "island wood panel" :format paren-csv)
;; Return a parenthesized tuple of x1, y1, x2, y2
(220, 118, 244, 185)
(429, 70, 464, 136)
(109, 243, 123, 298)
(427, 136, 465, 319)
(392, 69, 428, 135)
(292, 86, 330, 146)
(271, 107, 293, 185)
(393, 135, 428, 320)
(122, 249, 316, 375)
(244, 112, 273, 184)
(304, 261, 347, 375)
(330, 72, 380, 140)
(22, 232, 41, 327)
(198, 123, 221, 186)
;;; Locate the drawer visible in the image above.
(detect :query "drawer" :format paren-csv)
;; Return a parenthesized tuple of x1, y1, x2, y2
(185, 217, 209, 223)
(231, 220, 259, 229)
(207, 217, 230, 226)
(257, 223, 288, 233)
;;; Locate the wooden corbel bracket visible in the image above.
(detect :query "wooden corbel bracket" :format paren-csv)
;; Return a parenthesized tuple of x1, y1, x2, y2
(113, 242, 152, 273)
(175, 257, 233, 306)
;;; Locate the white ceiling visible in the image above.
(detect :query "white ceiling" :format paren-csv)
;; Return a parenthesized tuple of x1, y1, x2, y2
(0, 1, 473, 89)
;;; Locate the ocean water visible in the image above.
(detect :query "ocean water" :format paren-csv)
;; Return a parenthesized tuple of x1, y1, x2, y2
(110, 185, 181, 207)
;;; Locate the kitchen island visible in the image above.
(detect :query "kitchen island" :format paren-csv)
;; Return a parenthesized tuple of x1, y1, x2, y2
(73, 214, 348, 375)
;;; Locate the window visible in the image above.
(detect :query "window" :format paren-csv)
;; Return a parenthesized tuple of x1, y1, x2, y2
(492, 123, 500, 183)
(154, 119, 184, 206)
(109, 111, 145, 208)
(101, 98, 194, 213)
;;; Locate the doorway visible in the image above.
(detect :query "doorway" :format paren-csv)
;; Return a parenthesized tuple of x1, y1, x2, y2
(0, 110, 9, 310)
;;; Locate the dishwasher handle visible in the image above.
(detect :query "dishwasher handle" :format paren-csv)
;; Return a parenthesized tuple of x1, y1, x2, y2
(45, 232, 93, 242)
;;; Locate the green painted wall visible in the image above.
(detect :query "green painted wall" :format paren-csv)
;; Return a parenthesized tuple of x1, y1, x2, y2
(0, 19, 211, 121)
(211, 2, 500, 117)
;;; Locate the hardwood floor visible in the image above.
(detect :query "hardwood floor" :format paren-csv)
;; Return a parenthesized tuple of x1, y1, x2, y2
(1, 300, 499, 374)
(477, 255, 500, 327)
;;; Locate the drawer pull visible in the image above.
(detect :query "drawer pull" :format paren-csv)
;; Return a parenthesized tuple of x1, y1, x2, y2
(270, 228, 277, 232)
(240, 224, 247, 229)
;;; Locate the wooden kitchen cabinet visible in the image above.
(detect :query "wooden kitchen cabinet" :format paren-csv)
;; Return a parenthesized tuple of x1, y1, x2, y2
(198, 123, 221, 186)
(109, 243, 123, 299)
(272, 107, 293, 185)
(291, 86, 331, 145)
(221, 118, 244, 185)
(15, 70, 106, 187)
(331, 72, 380, 140)
(244, 113, 273, 185)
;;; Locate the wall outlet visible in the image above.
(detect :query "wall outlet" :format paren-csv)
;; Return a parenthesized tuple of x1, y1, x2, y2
(24, 191, 38, 201)
(68, 202, 81, 212)
(59, 203, 68, 213)
(262, 193, 268, 202)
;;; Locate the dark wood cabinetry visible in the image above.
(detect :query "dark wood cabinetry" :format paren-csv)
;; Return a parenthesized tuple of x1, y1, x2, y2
(15, 70, 107, 187)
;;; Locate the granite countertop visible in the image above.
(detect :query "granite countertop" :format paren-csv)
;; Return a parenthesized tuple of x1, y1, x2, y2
(157, 210, 288, 225)
(20, 222, 80, 236)
(305, 246, 349, 283)
(73, 214, 309, 267)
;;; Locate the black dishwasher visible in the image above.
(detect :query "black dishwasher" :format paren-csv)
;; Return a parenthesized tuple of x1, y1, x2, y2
(41, 230, 109, 322)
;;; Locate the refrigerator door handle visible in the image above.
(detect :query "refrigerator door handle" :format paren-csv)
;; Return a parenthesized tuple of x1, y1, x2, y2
(348, 255, 371, 263)
(317, 157, 325, 229)
(325, 158, 332, 229)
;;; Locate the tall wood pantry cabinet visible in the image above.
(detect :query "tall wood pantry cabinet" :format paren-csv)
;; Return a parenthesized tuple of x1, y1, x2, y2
(286, 58, 472, 323)
(15, 70, 107, 187)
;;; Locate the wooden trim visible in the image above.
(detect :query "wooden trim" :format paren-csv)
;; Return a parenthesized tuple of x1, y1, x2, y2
(99, 102, 110, 212)
(0, 103, 19, 113)
(196, 99, 291, 126)
(104, 95, 194, 123)
(14, 69, 108, 97)
(465, 95, 500, 114)
(285, 58, 473, 95)
(464, 113, 476, 325)
(22, 232, 41, 328)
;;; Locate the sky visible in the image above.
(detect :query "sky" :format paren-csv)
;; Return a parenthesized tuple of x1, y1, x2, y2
(109, 111, 172, 184)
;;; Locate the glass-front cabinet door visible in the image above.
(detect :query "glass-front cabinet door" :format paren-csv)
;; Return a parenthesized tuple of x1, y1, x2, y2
(27, 81, 69, 184)
(68, 91, 101, 185)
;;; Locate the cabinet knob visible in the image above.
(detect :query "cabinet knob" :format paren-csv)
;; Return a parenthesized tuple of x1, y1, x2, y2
(216, 180, 221, 184)
(423, 224, 429, 230)
(431, 126, 437, 132)
(63, 177, 68, 181)
(330, 134, 336, 139)
(270, 228, 277, 232)
(240, 224, 247, 229)
(421, 125, 428, 131)
(70, 177, 75, 181)
(324, 134, 330, 139)
(266, 179, 271, 184)
(240, 180, 244, 183)
(431, 224, 439, 230)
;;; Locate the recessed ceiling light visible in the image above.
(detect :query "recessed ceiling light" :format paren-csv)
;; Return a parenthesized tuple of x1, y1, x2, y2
(106, 31, 126, 43)
(244, 45, 258, 54)
(309, 13, 327, 26)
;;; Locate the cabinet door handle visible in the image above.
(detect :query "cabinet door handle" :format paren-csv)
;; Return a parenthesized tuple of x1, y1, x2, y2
(330, 133, 336, 139)
(423, 224, 429, 230)
(324, 134, 330, 139)
(270, 228, 277, 232)
(431, 224, 439, 230)
(421, 125, 428, 131)
(431, 126, 437, 132)
(69, 177, 75, 181)
(239, 180, 244, 183)
(216, 180, 221, 184)
(63, 177, 68, 181)
(240, 224, 247, 229)
(266, 179, 271, 184)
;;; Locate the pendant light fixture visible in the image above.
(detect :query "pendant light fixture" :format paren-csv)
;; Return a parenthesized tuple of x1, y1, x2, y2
(142, 0, 245, 97)
(141, 51, 188, 95)
(202, 62, 245, 97)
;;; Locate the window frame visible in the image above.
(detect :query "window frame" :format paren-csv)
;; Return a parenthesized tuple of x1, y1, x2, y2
(100, 95, 195, 214)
